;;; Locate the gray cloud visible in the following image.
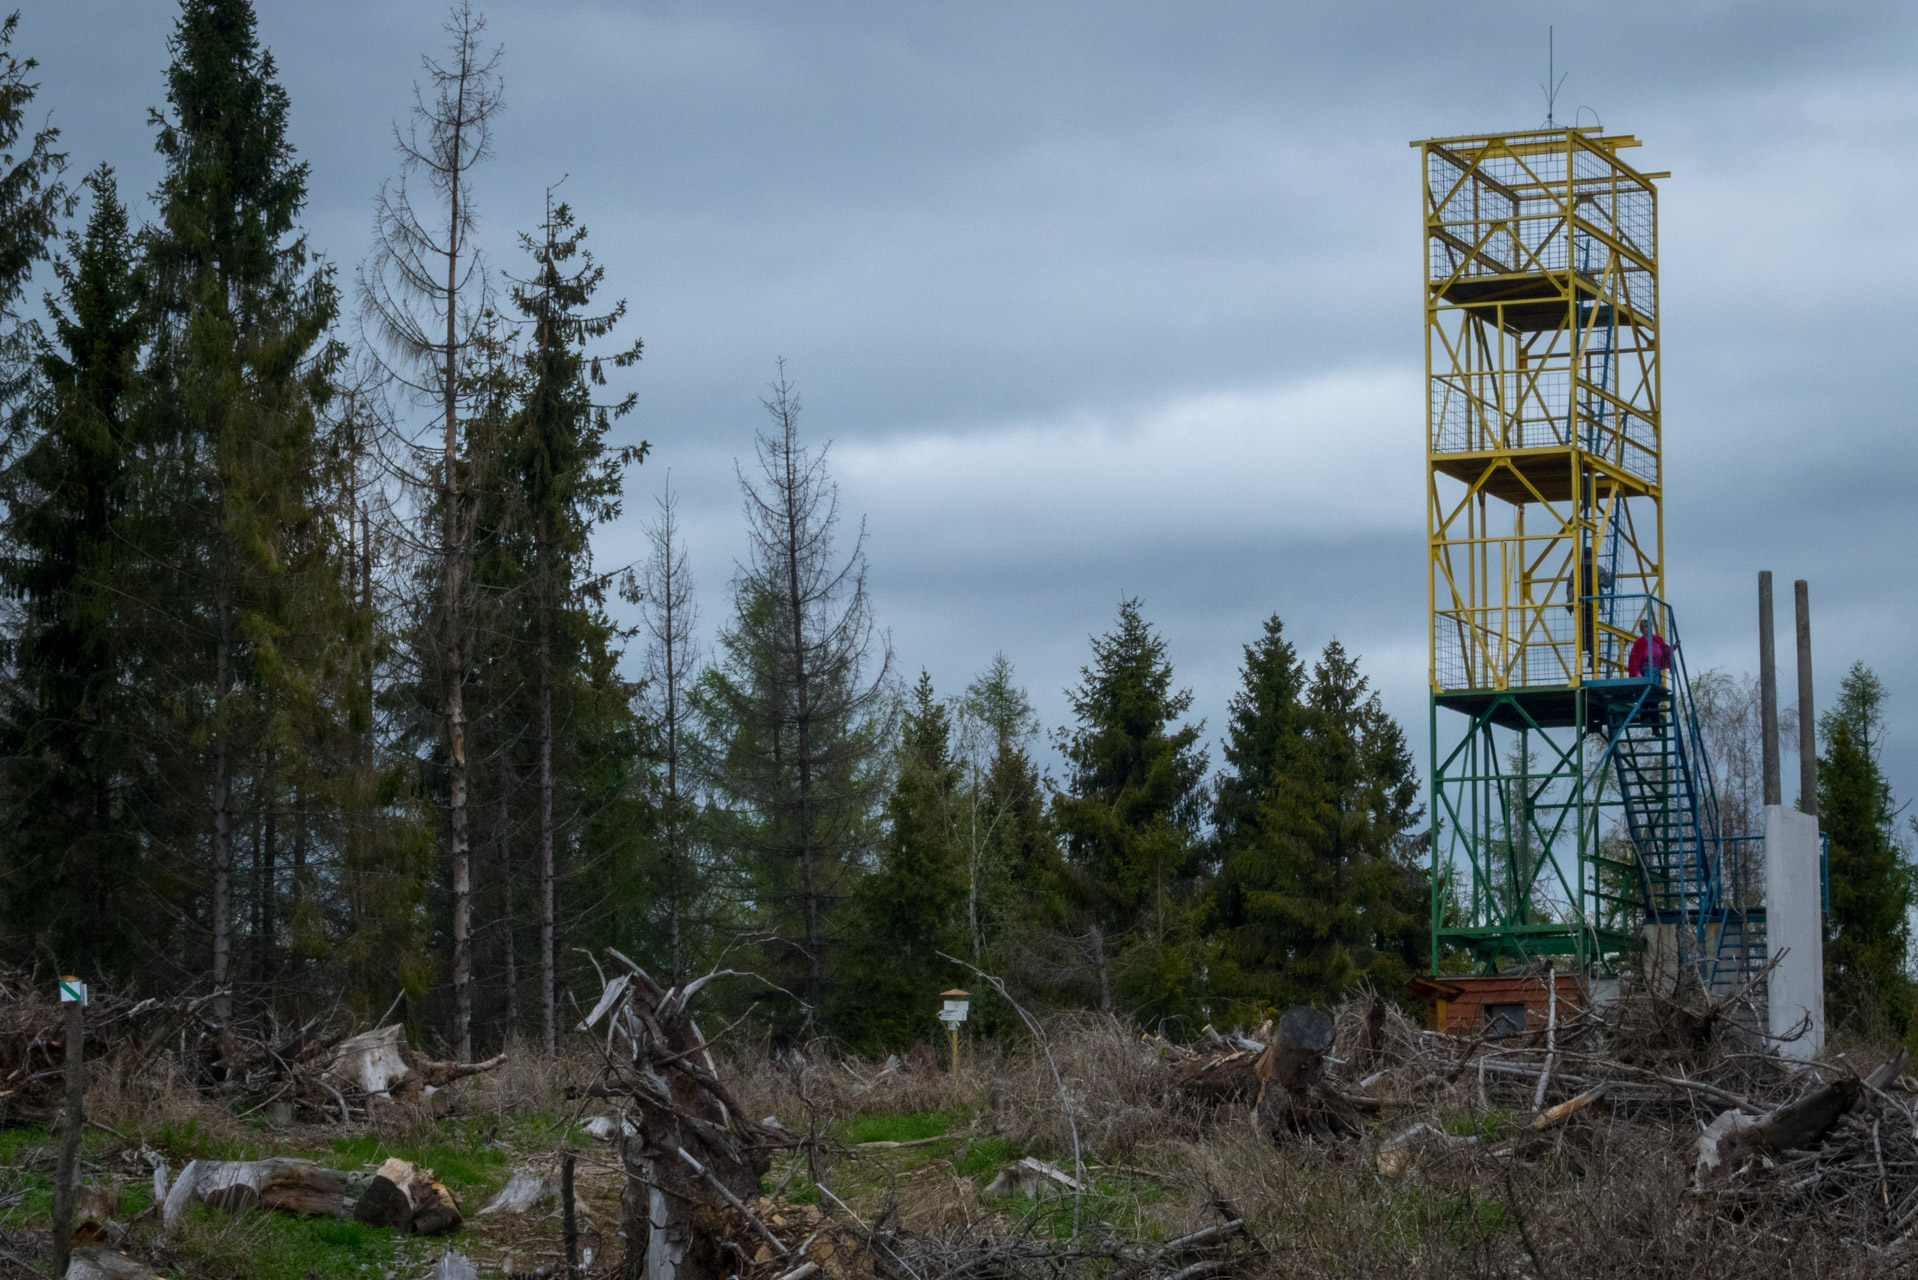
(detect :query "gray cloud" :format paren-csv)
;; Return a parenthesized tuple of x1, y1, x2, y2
(27, 0, 1918, 804)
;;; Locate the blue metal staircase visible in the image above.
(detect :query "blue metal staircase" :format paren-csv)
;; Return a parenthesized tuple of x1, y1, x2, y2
(1587, 605, 1766, 1006)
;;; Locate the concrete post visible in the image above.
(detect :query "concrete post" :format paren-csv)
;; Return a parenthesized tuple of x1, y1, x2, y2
(1795, 580, 1816, 817)
(1764, 804, 1824, 1058)
(1759, 571, 1781, 807)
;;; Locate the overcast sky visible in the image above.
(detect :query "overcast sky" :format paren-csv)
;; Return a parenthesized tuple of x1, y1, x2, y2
(25, 1, 1918, 812)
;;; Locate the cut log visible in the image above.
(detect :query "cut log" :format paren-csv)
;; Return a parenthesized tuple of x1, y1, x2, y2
(353, 1160, 415, 1231)
(162, 1158, 349, 1228)
(1695, 1051, 1909, 1185)
(410, 1173, 463, 1236)
(352, 1157, 462, 1235)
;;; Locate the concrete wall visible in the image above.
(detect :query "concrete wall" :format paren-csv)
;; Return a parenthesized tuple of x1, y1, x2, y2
(1764, 803, 1825, 1059)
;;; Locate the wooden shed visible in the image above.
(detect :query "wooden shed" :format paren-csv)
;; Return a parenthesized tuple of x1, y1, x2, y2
(1407, 971, 1583, 1037)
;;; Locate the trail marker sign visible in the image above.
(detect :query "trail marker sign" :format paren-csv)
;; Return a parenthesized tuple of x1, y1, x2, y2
(59, 976, 87, 1005)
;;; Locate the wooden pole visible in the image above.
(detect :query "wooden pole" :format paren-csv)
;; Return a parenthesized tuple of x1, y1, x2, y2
(1795, 579, 1817, 818)
(52, 979, 84, 1278)
(560, 1152, 578, 1277)
(947, 1024, 959, 1078)
(1758, 571, 1781, 808)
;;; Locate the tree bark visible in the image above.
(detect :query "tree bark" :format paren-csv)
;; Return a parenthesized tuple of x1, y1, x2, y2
(539, 530, 556, 1057)
(499, 781, 519, 1038)
(164, 1158, 351, 1224)
(779, 409, 821, 1019)
(445, 192, 471, 1065)
(212, 581, 233, 1024)
(52, 998, 83, 1278)
(662, 549, 683, 987)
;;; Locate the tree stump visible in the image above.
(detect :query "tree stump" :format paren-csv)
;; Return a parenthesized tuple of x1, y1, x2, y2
(1253, 1007, 1356, 1138)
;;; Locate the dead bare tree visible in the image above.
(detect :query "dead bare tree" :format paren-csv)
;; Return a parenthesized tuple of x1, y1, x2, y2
(638, 478, 702, 985)
(357, 2, 504, 1060)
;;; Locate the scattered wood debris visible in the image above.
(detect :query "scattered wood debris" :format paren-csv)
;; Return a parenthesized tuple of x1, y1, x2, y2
(985, 1156, 1082, 1198)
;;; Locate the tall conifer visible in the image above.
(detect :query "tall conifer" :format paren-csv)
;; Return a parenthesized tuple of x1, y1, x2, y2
(501, 196, 644, 1052)
(0, 167, 142, 970)
(1210, 626, 1425, 1011)
(1052, 597, 1207, 1019)
(1819, 663, 1915, 1035)
(145, 0, 340, 1015)
(841, 672, 966, 1048)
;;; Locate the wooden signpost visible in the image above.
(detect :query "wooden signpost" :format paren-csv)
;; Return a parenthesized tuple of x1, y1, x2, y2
(52, 975, 87, 1278)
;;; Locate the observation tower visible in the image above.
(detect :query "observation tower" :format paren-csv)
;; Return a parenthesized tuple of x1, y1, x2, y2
(1416, 127, 1760, 999)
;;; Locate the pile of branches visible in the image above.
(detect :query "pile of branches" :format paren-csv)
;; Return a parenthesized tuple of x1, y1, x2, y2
(0, 966, 222, 1120)
(0, 966, 501, 1125)
(241, 1022, 504, 1123)
(892, 1216, 1259, 1280)
(1148, 1023, 1268, 1109)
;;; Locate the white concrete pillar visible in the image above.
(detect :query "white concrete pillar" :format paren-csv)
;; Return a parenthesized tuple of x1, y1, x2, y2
(1764, 803, 1824, 1059)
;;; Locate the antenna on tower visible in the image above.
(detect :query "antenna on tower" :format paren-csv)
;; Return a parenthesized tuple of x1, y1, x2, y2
(1542, 26, 1568, 126)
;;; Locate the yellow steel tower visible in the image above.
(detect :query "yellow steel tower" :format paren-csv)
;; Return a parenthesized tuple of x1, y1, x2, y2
(1416, 127, 1743, 975)
(1423, 127, 1663, 698)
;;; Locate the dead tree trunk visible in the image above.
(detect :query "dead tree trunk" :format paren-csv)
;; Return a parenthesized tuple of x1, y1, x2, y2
(579, 952, 786, 1280)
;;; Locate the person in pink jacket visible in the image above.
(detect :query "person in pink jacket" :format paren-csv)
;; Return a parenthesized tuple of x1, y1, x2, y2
(1626, 620, 1674, 680)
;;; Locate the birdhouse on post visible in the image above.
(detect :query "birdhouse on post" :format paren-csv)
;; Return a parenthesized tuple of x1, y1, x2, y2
(939, 989, 969, 1076)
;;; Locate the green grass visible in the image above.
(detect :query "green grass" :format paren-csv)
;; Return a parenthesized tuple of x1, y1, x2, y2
(1376, 1187, 1517, 1252)
(1442, 1109, 1510, 1140)
(330, 1126, 509, 1195)
(168, 1202, 413, 1280)
(841, 1109, 953, 1145)
(152, 1117, 261, 1163)
(0, 1126, 135, 1227)
(0, 1125, 51, 1166)
(952, 1136, 1018, 1178)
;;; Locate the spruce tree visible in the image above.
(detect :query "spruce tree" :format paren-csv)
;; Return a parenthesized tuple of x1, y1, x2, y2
(0, 10, 69, 410)
(1818, 663, 1915, 1035)
(1211, 626, 1425, 1012)
(637, 480, 703, 985)
(500, 195, 644, 1052)
(144, 0, 342, 1015)
(954, 653, 1041, 960)
(840, 672, 966, 1048)
(0, 167, 144, 971)
(359, 2, 503, 1058)
(1051, 597, 1207, 1018)
(693, 366, 891, 1034)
